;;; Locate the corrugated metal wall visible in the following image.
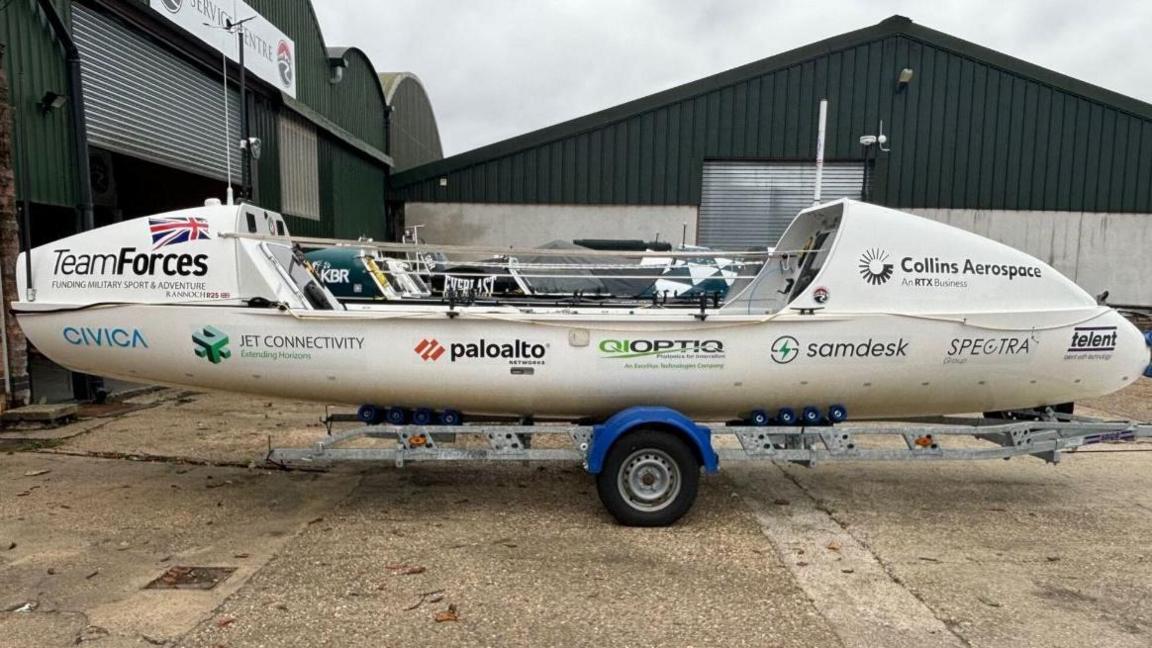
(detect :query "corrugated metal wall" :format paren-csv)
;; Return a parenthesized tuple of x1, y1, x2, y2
(384, 74, 443, 172)
(239, 1, 387, 152)
(329, 142, 387, 239)
(251, 93, 281, 211)
(393, 30, 1152, 214)
(1, 0, 77, 207)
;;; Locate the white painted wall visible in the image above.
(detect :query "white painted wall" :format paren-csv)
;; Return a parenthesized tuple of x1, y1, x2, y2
(402, 202, 1150, 306)
(910, 209, 1152, 307)
(404, 203, 698, 248)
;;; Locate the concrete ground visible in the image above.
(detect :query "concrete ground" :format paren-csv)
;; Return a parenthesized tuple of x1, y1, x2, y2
(1, 381, 1149, 647)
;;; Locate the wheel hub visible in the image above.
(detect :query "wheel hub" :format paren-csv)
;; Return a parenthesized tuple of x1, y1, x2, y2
(618, 449, 681, 512)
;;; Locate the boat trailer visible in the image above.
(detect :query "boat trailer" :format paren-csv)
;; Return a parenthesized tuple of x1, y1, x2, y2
(266, 407, 1152, 526)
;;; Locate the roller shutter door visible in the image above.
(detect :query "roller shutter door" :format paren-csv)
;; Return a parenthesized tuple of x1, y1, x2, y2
(698, 161, 864, 248)
(73, 5, 241, 182)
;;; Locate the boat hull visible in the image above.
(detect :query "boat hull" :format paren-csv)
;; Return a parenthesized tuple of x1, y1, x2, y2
(17, 305, 1148, 420)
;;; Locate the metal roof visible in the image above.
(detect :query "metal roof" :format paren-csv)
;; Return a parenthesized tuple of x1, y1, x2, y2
(393, 15, 1152, 189)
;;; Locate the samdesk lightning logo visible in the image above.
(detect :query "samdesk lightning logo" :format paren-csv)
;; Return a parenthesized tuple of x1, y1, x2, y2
(770, 335, 799, 364)
(193, 326, 231, 364)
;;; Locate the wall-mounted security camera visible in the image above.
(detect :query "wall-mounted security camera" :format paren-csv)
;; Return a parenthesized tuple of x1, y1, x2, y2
(860, 121, 891, 152)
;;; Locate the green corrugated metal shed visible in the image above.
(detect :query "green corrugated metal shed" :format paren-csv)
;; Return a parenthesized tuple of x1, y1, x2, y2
(379, 72, 443, 172)
(392, 15, 1152, 214)
(2, 0, 78, 207)
(2, 0, 393, 239)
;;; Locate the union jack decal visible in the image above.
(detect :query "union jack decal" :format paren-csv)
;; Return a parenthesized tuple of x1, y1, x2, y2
(148, 216, 211, 249)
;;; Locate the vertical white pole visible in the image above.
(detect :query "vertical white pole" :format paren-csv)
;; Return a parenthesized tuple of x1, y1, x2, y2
(813, 99, 828, 205)
(221, 44, 234, 205)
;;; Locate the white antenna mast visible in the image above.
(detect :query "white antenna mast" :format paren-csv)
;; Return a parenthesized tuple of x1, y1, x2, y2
(221, 48, 234, 205)
(813, 99, 828, 206)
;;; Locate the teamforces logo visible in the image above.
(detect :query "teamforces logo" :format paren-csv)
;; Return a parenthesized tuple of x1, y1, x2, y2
(858, 249, 894, 285)
(1065, 326, 1117, 361)
(414, 338, 548, 366)
(771, 335, 908, 363)
(54, 216, 210, 280)
(193, 326, 231, 364)
(276, 40, 294, 88)
(52, 247, 208, 278)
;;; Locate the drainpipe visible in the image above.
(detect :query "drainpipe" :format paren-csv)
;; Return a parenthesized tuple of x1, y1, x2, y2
(36, 0, 103, 401)
(36, 0, 94, 232)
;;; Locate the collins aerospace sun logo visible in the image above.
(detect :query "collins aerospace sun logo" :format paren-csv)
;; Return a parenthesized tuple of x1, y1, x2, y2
(858, 248, 894, 285)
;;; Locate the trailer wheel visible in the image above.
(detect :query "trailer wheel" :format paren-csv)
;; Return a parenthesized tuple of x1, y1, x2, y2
(750, 409, 770, 426)
(439, 409, 463, 426)
(412, 408, 435, 425)
(776, 407, 797, 425)
(385, 408, 408, 426)
(356, 404, 382, 424)
(596, 430, 700, 527)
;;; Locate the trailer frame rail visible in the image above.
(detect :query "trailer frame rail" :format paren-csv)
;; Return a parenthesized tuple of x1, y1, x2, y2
(267, 416, 1152, 470)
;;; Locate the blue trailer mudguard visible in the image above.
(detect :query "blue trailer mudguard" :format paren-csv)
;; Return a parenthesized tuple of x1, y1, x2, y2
(586, 407, 719, 474)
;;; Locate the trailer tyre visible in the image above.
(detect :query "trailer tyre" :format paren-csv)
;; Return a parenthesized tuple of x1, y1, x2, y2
(356, 404, 382, 425)
(439, 409, 463, 426)
(385, 408, 408, 426)
(750, 409, 770, 426)
(412, 408, 435, 426)
(596, 430, 700, 527)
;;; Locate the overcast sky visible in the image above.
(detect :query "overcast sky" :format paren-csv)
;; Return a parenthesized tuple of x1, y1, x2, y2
(312, 0, 1151, 156)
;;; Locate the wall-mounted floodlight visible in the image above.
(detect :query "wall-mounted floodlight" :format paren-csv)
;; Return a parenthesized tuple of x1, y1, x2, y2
(240, 136, 262, 160)
(38, 91, 67, 113)
(897, 68, 914, 92)
(329, 57, 348, 84)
